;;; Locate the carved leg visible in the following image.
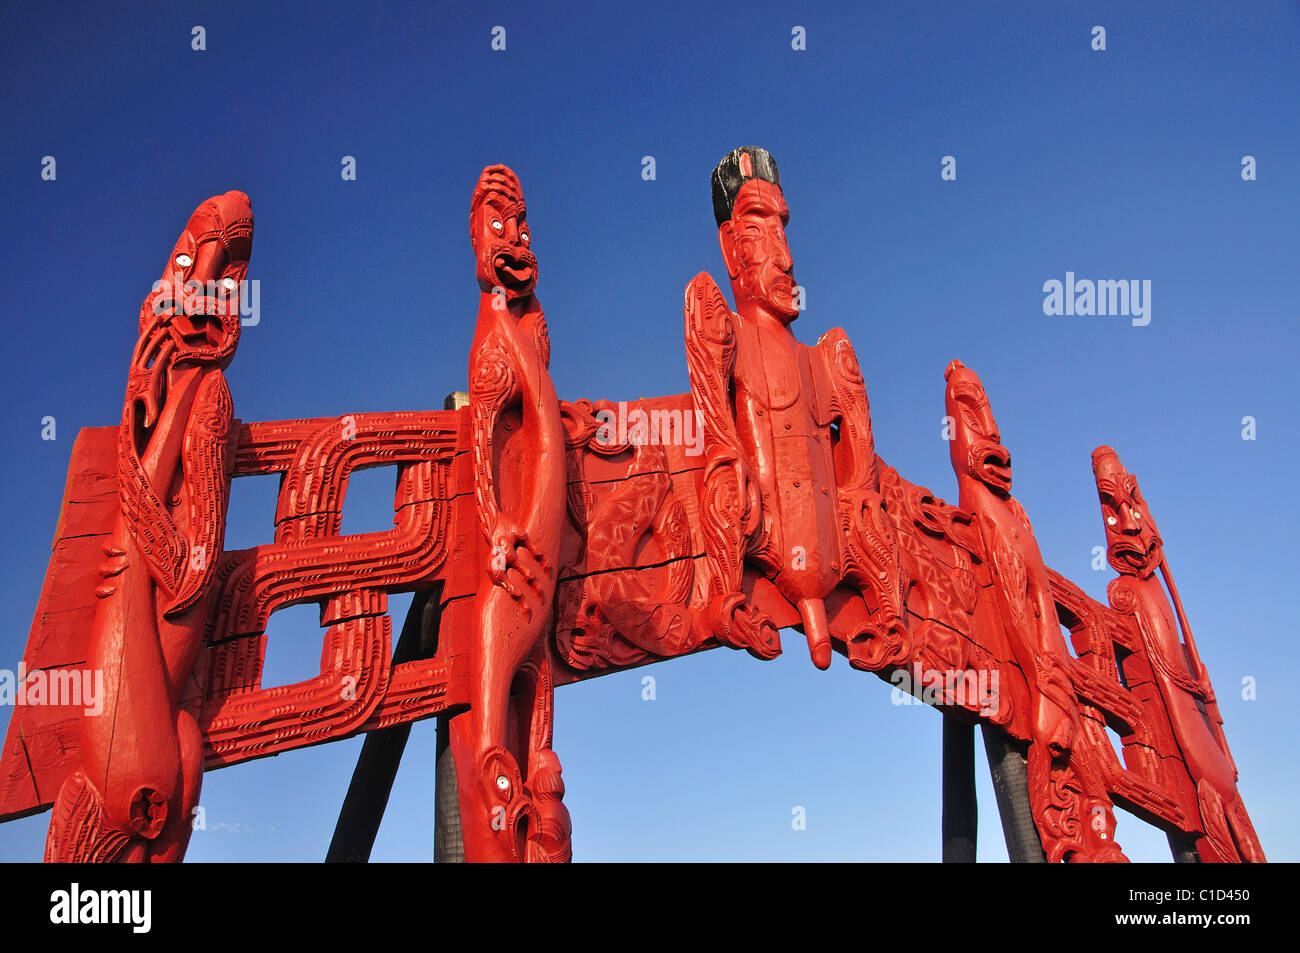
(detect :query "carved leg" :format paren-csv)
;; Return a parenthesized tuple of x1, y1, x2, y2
(148, 709, 202, 862)
(447, 710, 506, 862)
(1026, 742, 1127, 863)
(698, 456, 780, 661)
(1195, 781, 1250, 863)
(840, 492, 909, 670)
(45, 770, 132, 863)
(1225, 794, 1266, 862)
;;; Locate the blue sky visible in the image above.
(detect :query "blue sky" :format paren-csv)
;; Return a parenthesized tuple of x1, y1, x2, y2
(1, 0, 1297, 861)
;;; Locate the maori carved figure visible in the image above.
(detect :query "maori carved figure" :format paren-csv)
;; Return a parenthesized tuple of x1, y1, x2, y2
(464, 165, 569, 862)
(685, 146, 905, 670)
(1092, 447, 1265, 862)
(944, 360, 1125, 862)
(45, 192, 253, 862)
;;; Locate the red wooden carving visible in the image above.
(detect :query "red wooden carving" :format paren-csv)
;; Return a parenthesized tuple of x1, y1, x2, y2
(0, 150, 1265, 864)
(1091, 446, 1264, 862)
(44, 192, 253, 861)
(945, 360, 1125, 862)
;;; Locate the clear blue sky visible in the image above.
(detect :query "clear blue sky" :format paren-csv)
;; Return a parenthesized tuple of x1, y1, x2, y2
(1, 0, 1296, 862)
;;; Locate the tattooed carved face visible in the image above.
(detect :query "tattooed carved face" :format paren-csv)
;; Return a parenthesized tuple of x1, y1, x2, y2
(470, 165, 537, 300)
(718, 179, 798, 323)
(1092, 446, 1163, 578)
(944, 360, 1012, 496)
(146, 190, 253, 367)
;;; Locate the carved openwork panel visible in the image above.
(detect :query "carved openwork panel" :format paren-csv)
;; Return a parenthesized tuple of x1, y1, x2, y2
(195, 411, 466, 767)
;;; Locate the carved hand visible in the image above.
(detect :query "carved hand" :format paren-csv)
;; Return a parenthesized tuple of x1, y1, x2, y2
(729, 454, 762, 538)
(1033, 692, 1075, 759)
(487, 517, 550, 601)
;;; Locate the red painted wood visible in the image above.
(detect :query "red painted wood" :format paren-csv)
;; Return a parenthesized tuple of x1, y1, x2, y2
(0, 152, 1265, 863)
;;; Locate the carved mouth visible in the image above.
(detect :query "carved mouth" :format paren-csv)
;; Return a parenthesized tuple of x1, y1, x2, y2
(165, 309, 240, 362)
(973, 442, 1012, 491)
(769, 271, 795, 302)
(492, 249, 537, 292)
(1111, 537, 1159, 572)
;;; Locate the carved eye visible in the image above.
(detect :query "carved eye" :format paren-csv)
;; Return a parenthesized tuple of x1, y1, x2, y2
(222, 276, 237, 291)
(175, 253, 193, 268)
(520, 230, 529, 244)
(1107, 515, 1117, 526)
(495, 775, 510, 792)
(1132, 509, 1142, 520)
(491, 219, 503, 232)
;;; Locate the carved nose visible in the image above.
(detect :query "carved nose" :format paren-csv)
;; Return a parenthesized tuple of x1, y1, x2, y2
(775, 244, 792, 272)
(191, 241, 228, 280)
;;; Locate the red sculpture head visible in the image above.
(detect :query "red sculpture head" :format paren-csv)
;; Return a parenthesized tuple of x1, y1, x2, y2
(1091, 446, 1164, 579)
(712, 147, 798, 324)
(143, 190, 253, 369)
(945, 360, 1012, 496)
(470, 164, 537, 300)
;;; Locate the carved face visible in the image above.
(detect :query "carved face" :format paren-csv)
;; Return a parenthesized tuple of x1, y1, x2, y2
(147, 190, 253, 367)
(470, 165, 537, 300)
(719, 179, 798, 322)
(1092, 447, 1163, 578)
(527, 748, 565, 799)
(944, 360, 1012, 495)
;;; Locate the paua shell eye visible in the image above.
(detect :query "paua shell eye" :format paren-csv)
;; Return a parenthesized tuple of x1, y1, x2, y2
(1107, 515, 1117, 526)
(175, 253, 193, 268)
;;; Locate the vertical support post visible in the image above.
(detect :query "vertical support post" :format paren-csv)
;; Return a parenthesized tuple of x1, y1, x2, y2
(434, 712, 465, 862)
(942, 715, 978, 862)
(1168, 831, 1201, 863)
(325, 586, 439, 862)
(980, 724, 1047, 863)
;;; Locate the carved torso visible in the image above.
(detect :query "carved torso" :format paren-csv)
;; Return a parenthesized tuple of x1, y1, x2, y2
(732, 319, 840, 591)
(1113, 575, 1235, 794)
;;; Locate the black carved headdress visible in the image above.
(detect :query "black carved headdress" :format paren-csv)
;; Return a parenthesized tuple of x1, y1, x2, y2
(711, 146, 782, 226)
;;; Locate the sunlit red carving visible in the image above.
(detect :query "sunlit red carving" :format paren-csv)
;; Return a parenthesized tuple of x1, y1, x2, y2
(0, 152, 1265, 865)
(462, 165, 568, 862)
(946, 360, 1125, 862)
(686, 146, 906, 671)
(1093, 446, 1264, 862)
(45, 192, 252, 862)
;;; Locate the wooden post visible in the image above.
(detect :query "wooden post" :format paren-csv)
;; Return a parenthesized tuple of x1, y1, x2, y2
(1168, 831, 1201, 863)
(980, 724, 1047, 863)
(942, 715, 978, 862)
(434, 712, 465, 862)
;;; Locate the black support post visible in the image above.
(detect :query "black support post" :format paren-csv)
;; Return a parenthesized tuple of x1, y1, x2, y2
(941, 715, 978, 862)
(980, 724, 1047, 863)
